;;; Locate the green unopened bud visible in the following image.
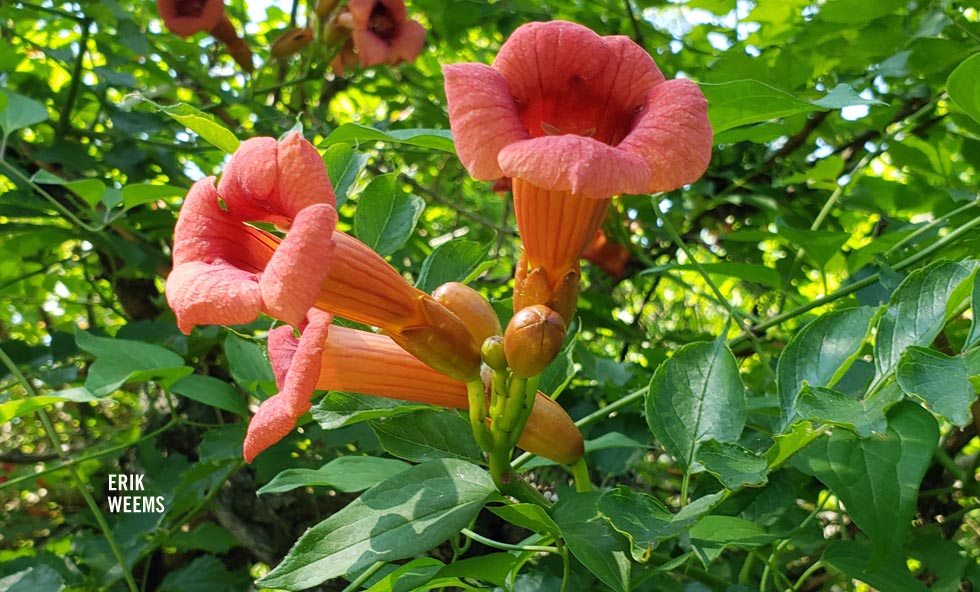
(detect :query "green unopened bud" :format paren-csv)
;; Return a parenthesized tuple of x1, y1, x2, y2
(504, 305, 566, 378)
(433, 281, 502, 347)
(481, 335, 507, 371)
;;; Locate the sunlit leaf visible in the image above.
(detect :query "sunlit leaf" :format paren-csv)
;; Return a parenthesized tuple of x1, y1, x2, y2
(353, 173, 425, 256)
(947, 53, 980, 125)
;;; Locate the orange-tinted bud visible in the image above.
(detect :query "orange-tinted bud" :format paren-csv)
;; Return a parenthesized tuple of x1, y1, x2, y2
(519, 393, 584, 465)
(504, 305, 566, 378)
(271, 27, 313, 59)
(389, 296, 481, 382)
(335, 10, 356, 29)
(315, 0, 339, 18)
(433, 282, 502, 347)
(481, 335, 507, 371)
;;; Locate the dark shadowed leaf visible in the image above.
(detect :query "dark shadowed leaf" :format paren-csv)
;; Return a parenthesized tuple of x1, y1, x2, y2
(897, 346, 977, 427)
(696, 440, 769, 489)
(170, 374, 250, 417)
(821, 541, 929, 592)
(552, 491, 631, 592)
(311, 391, 432, 429)
(794, 383, 900, 437)
(257, 456, 410, 494)
(75, 331, 190, 396)
(370, 409, 484, 463)
(416, 239, 491, 293)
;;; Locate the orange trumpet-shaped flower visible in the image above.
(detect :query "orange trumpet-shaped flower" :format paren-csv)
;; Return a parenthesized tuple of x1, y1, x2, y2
(156, 0, 254, 71)
(444, 20, 712, 321)
(244, 322, 584, 464)
(167, 133, 481, 379)
(346, 0, 426, 68)
(582, 230, 631, 279)
(166, 133, 338, 332)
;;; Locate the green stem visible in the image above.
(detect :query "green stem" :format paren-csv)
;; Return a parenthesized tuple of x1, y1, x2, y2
(466, 379, 493, 453)
(460, 528, 559, 553)
(0, 159, 103, 232)
(792, 561, 825, 591)
(730, 212, 980, 346)
(59, 18, 92, 137)
(340, 561, 386, 592)
(570, 457, 592, 492)
(0, 346, 139, 592)
(679, 471, 691, 508)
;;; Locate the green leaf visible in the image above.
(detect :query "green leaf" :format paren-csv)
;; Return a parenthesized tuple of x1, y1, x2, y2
(646, 339, 746, 470)
(139, 99, 240, 153)
(874, 261, 974, 378)
(643, 262, 781, 289)
(776, 307, 876, 429)
(597, 487, 722, 562)
(793, 402, 939, 566)
(947, 53, 980, 125)
(257, 456, 410, 494)
(170, 374, 250, 417)
(29, 172, 107, 208)
(323, 123, 455, 152)
(817, 0, 899, 24)
(897, 346, 977, 427)
(968, 272, 980, 349)
(370, 409, 484, 464)
(324, 143, 368, 207)
(166, 523, 239, 553)
(75, 331, 191, 396)
(120, 183, 185, 210)
(794, 384, 899, 437)
(0, 388, 99, 423)
(764, 420, 817, 469)
(353, 174, 424, 256)
(488, 503, 560, 538)
(415, 239, 491, 293)
(157, 555, 247, 592)
(0, 565, 65, 592)
(696, 440, 769, 489)
(0, 89, 49, 135)
(689, 516, 775, 564)
(223, 333, 275, 394)
(433, 553, 517, 588)
(311, 391, 432, 429)
(821, 541, 929, 592)
(551, 491, 631, 592)
(363, 558, 443, 592)
(257, 459, 494, 590)
(702, 80, 816, 134)
(810, 84, 886, 109)
(775, 219, 851, 268)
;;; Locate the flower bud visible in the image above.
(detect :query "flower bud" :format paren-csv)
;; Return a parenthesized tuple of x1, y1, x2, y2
(433, 282, 502, 347)
(504, 305, 566, 378)
(271, 27, 313, 59)
(518, 393, 584, 465)
(481, 335, 507, 371)
(389, 296, 481, 382)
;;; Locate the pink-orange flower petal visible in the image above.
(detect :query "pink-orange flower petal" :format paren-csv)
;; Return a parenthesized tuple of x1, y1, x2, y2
(243, 310, 333, 462)
(444, 63, 528, 181)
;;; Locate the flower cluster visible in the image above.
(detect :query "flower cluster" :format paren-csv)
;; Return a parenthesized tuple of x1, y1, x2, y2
(165, 19, 711, 477)
(166, 133, 582, 464)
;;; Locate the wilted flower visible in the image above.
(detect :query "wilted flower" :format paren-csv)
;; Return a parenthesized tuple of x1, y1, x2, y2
(444, 20, 712, 321)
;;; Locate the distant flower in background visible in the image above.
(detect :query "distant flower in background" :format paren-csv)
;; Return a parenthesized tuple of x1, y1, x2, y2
(582, 230, 631, 279)
(270, 27, 313, 60)
(329, 0, 425, 73)
(156, 0, 254, 71)
(444, 20, 712, 322)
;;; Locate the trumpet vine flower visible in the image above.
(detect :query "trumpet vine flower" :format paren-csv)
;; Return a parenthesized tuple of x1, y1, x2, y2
(166, 133, 338, 332)
(244, 322, 584, 464)
(444, 20, 712, 320)
(156, 0, 254, 71)
(331, 0, 426, 71)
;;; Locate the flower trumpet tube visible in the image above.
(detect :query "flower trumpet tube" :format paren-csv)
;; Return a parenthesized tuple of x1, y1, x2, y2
(245, 323, 584, 464)
(444, 20, 712, 321)
(156, 0, 254, 71)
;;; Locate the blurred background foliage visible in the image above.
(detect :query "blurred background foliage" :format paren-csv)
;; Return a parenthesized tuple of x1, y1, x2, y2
(2, 0, 980, 590)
